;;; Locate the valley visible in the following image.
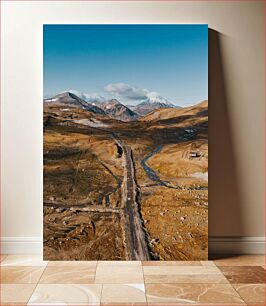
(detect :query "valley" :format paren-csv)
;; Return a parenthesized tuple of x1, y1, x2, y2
(43, 92, 208, 260)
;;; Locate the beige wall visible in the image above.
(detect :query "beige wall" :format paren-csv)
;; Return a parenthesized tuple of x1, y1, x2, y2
(1, 1, 265, 249)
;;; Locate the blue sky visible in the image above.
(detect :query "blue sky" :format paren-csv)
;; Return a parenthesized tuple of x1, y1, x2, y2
(44, 24, 208, 106)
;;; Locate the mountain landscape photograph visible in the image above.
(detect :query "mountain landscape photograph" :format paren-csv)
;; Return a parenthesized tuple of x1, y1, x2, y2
(43, 24, 208, 260)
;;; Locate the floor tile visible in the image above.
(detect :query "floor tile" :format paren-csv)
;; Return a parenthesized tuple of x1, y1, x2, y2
(28, 284, 102, 305)
(144, 274, 229, 284)
(48, 260, 97, 267)
(98, 260, 142, 266)
(214, 255, 265, 267)
(143, 265, 229, 284)
(1, 304, 28, 306)
(101, 284, 146, 304)
(143, 265, 222, 275)
(95, 264, 144, 283)
(219, 266, 265, 284)
(146, 304, 247, 306)
(1, 254, 48, 267)
(142, 261, 201, 266)
(233, 284, 266, 303)
(145, 283, 245, 304)
(0, 254, 8, 261)
(101, 304, 146, 306)
(0, 284, 36, 304)
(39, 266, 96, 284)
(1, 266, 45, 284)
(200, 260, 216, 266)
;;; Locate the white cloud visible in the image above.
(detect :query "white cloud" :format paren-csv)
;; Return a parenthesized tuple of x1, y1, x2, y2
(104, 83, 148, 101)
(83, 93, 106, 103)
(68, 90, 105, 103)
(104, 83, 171, 105)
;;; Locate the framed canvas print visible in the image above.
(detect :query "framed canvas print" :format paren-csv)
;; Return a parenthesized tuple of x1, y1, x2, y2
(43, 24, 208, 260)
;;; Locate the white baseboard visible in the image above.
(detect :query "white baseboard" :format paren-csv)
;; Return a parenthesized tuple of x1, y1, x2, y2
(0, 237, 43, 254)
(1, 236, 265, 255)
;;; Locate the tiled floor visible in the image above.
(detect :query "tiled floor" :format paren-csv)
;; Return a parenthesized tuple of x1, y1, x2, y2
(0, 254, 265, 305)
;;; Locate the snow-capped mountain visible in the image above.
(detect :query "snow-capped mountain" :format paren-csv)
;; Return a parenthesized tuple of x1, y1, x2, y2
(141, 92, 172, 105)
(44, 92, 106, 115)
(68, 89, 140, 121)
(44, 92, 139, 121)
(128, 92, 177, 116)
(44, 90, 179, 119)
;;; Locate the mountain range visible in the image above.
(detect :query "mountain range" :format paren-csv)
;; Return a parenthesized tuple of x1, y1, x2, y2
(44, 92, 106, 115)
(44, 91, 179, 121)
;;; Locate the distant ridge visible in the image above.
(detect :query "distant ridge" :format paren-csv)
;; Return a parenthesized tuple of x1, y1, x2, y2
(141, 100, 208, 122)
(99, 99, 139, 122)
(128, 99, 178, 116)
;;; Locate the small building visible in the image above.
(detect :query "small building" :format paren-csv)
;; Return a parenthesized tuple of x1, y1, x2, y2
(189, 151, 201, 158)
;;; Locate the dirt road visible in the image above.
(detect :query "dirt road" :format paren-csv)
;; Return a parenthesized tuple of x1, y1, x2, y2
(113, 135, 151, 260)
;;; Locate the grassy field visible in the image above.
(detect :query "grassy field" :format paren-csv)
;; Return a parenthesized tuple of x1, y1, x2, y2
(43, 100, 208, 260)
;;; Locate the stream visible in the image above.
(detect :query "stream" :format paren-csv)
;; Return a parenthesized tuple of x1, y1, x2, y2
(141, 144, 207, 191)
(141, 145, 171, 187)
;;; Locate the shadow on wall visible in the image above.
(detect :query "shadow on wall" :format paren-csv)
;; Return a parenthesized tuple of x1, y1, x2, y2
(208, 29, 244, 244)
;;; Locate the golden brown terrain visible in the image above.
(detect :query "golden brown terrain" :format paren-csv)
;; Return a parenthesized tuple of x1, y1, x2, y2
(43, 99, 208, 260)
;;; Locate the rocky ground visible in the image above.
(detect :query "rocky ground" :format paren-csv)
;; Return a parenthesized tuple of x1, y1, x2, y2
(43, 100, 208, 260)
